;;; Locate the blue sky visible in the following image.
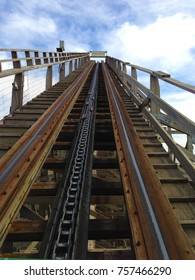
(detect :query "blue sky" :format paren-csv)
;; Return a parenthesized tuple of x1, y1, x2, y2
(0, 0, 195, 121)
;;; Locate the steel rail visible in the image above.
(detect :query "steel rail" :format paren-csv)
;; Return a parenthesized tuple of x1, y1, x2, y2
(102, 63, 195, 259)
(0, 61, 95, 247)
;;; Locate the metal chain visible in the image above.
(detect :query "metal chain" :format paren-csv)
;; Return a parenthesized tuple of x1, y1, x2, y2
(51, 63, 99, 259)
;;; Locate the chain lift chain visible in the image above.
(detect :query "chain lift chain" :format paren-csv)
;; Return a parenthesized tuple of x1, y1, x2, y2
(51, 63, 99, 259)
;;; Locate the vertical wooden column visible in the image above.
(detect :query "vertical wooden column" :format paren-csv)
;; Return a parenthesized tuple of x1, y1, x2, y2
(185, 136, 194, 154)
(74, 59, 78, 70)
(10, 73, 24, 113)
(117, 61, 121, 77)
(46, 65, 52, 90)
(59, 63, 65, 81)
(131, 66, 137, 95)
(69, 60, 73, 73)
(122, 63, 127, 84)
(10, 50, 24, 113)
(150, 75, 160, 114)
(78, 58, 81, 68)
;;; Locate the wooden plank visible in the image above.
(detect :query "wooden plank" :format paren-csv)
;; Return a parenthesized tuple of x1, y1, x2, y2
(6, 220, 46, 241)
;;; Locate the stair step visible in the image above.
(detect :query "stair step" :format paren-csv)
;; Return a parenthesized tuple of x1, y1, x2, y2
(180, 220, 195, 228)
(169, 196, 195, 203)
(160, 177, 189, 183)
(147, 152, 169, 157)
(153, 163, 177, 169)
(143, 143, 162, 147)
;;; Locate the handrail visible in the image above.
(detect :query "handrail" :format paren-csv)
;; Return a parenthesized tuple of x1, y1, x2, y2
(125, 74, 195, 138)
(0, 48, 90, 118)
(0, 48, 90, 77)
(111, 58, 195, 94)
(106, 55, 195, 182)
(106, 56, 195, 137)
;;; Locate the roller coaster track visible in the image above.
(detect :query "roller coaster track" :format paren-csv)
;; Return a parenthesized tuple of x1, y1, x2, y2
(0, 59, 195, 259)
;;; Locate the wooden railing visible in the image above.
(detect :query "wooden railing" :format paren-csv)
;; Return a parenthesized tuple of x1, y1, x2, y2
(0, 48, 89, 77)
(106, 56, 195, 181)
(0, 48, 90, 116)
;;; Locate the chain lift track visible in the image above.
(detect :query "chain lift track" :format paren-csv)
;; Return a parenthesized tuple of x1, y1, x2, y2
(40, 63, 99, 259)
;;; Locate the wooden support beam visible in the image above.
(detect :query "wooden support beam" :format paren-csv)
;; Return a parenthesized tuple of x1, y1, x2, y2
(20, 206, 46, 220)
(6, 220, 46, 242)
(10, 73, 24, 113)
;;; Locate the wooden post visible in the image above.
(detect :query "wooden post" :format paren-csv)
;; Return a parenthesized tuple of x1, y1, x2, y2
(122, 63, 127, 84)
(185, 135, 193, 154)
(150, 75, 160, 114)
(46, 66, 52, 90)
(59, 62, 65, 81)
(74, 59, 78, 70)
(131, 66, 137, 95)
(69, 60, 73, 73)
(10, 73, 24, 113)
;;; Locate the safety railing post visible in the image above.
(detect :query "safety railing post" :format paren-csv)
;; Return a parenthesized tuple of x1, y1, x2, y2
(59, 62, 65, 81)
(121, 63, 127, 84)
(117, 60, 121, 77)
(74, 59, 78, 70)
(150, 75, 160, 114)
(10, 73, 24, 113)
(46, 65, 53, 90)
(131, 66, 137, 95)
(69, 60, 73, 74)
(10, 50, 23, 113)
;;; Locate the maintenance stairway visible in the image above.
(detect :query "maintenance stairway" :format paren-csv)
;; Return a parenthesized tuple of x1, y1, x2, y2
(0, 49, 195, 259)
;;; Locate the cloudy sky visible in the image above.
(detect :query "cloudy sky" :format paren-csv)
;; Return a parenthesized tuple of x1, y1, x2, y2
(0, 0, 195, 122)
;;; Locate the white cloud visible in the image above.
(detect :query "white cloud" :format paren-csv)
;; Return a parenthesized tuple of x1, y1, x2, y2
(1, 13, 57, 48)
(0, 0, 195, 127)
(162, 91, 195, 122)
(101, 13, 195, 72)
